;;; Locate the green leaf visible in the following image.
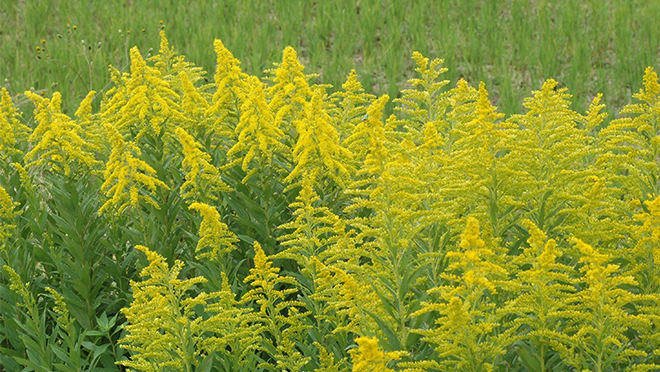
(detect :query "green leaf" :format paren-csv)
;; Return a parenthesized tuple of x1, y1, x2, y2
(514, 342, 542, 372)
(363, 309, 401, 351)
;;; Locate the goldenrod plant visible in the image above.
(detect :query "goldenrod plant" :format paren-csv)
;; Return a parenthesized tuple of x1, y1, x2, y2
(0, 89, 30, 167)
(4, 32, 660, 372)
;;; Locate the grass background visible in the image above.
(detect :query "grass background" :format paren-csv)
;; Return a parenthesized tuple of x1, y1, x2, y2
(1, 0, 659, 118)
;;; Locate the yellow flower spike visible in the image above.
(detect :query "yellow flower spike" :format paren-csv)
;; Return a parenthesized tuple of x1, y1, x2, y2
(522, 219, 547, 254)
(571, 237, 611, 267)
(205, 39, 247, 139)
(634, 67, 660, 105)
(345, 94, 390, 173)
(11, 163, 31, 189)
(75, 90, 96, 120)
(410, 51, 448, 89)
(332, 69, 376, 141)
(241, 240, 311, 371)
(646, 195, 660, 217)
(349, 336, 406, 372)
(99, 124, 170, 215)
(584, 93, 608, 132)
(0, 185, 19, 250)
(188, 202, 238, 262)
(119, 245, 212, 372)
(267, 46, 315, 139)
(565, 238, 648, 371)
(396, 51, 450, 139)
(277, 174, 351, 268)
(537, 239, 559, 271)
(286, 90, 352, 186)
(211, 39, 244, 105)
(45, 287, 71, 328)
(213, 39, 241, 85)
(446, 297, 468, 330)
(24, 91, 98, 176)
(243, 241, 279, 293)
(0, 88, 30, 160)
(269, 46, 312, 103)
(2, 265, 34, 309)
(443, 217, 508, 297)
(227, 76, 288, 181)
(474, 82, 504, 125)
(73, 90, 106, 153)
(460, 217, 486, 250)
(176, 126, 230, 201)
(0, 185, 19, 221)
(342, 69, 363, 93)
(101, 45, 183, 144)
(179, 71, 208, 120)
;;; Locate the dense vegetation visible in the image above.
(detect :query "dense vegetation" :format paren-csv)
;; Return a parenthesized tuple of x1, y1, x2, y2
(2, 30, 660, 371)
(3, 1, 660, 371)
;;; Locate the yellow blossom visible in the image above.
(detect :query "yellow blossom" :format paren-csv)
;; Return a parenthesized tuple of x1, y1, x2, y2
(226, 76, 288, 181)
(0, 88, 30, 160)
(460, 217, 486, 250)
(0, 185, 19, 247)
(24, 91, 98, 175)
(267, 46, 314, 132)
(210, 38, 245, 107)
(101, 46, 183, 143)
(118, 245, 210, 372)
(188, 202, 238, 262)
(98, 124, 170, 215)
(176, 127, 230, 201)
(286, 90, 352, 186)
(633, 67, 660, 105)
(349, 336, 406, 372)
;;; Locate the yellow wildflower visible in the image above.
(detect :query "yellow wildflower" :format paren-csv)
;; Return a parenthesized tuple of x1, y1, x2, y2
(267, 46, 314, 131)
(634, 66, 660, 105)
(179, 70, 209, 124)
(0, 185, 19, 247)
(226, 76, 288, 182)
(349, 336, 405, 372)
(176, 127, 230, 201)
(3, 265, 34, 308)
(24, 91, 98, 175)
(445, 217, 507, 294)
(101, 46, 182, 143)
(286, 90, 352, 186)
(45, 287, 71, 328)
(210, 38, 245, 107)
(98, 124, 170, 215)
(459, 217, 486, 250)
(118, 245, 210, 372)
(188, 202, 237, 262)
(332, 69, 376, 140)
(395, 51, 450, 138)
(0, 88, 30, 160)
(344, 94, 390, 172)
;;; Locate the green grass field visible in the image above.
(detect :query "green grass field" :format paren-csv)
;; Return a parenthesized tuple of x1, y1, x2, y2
(2, 0, 659, 117)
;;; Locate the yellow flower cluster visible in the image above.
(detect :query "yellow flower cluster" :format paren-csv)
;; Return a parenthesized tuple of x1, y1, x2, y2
(98, 124, 170, 215)
(0, 88, 30, 161)
(24, 91, 98, 175)
(188, 202, 237, 262)
(349, 336, 406, 372)
(177, 127, 229, 201)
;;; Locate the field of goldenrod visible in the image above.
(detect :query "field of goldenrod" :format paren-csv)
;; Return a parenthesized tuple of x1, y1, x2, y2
(2, 30, 660, 371)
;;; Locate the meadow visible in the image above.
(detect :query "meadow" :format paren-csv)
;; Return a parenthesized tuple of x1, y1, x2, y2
(2, 1, 660, 372)
(2, 0, 660, 116)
